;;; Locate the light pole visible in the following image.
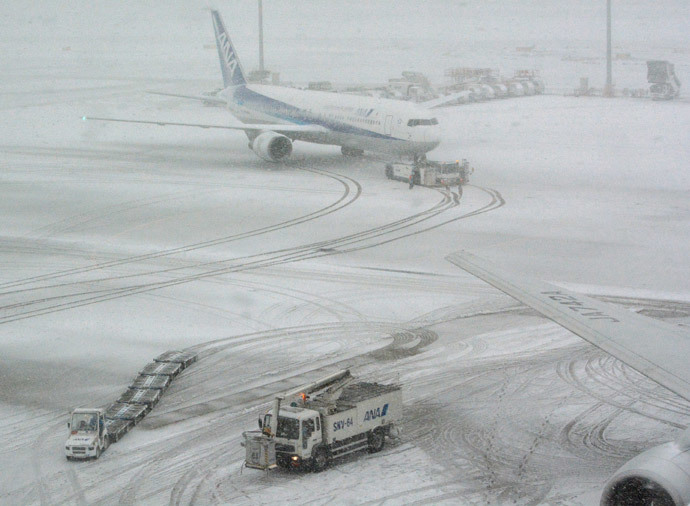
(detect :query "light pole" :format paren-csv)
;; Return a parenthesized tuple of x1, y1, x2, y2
(604, 0, 613, 96)
(258, 0, 265, 73)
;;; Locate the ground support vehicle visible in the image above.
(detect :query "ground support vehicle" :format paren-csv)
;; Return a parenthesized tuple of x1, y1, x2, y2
(104, 418, 133, 443)
(140, 360, 182, 378)
(65, 409, 110, 460)
(647, 60, 681, 100)
(118, 387, 162, 409)
(154, 350, 198, 370)
(106, 401, 149, 423)
(131, 373, 171, 390)
(385, 159, 471, 187)
(243, 370, 402, 472)
(65, 349, 198, 460)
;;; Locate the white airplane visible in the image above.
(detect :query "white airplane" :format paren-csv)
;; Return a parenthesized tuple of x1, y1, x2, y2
(446, 251, 690, 506)
(85, 10, 444, 162)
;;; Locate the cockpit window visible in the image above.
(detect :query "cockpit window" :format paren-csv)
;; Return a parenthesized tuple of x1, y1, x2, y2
(408, 118, 438, 126)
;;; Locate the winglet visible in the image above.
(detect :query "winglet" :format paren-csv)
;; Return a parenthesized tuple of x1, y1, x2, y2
(211, 10, 246, 87)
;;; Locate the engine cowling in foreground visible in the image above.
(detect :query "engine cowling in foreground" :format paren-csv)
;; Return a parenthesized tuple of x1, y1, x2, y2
(251, 131, 293, 161)
(601, 431, 690, 506)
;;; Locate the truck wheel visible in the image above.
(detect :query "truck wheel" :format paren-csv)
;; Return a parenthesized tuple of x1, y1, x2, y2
(367, 428, 385, 453)
(311, 448, 329, 473)
(385, 164, 393, 179)
(104, 435, 110, 450)
(95, 446, 101, 459)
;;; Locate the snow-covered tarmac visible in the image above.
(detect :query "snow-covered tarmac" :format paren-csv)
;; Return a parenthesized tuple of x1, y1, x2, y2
(2, 2, 690, 504)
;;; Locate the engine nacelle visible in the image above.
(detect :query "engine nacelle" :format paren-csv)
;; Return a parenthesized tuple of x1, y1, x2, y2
(250, 131, 292, 162)
(601, 430, 690, 506)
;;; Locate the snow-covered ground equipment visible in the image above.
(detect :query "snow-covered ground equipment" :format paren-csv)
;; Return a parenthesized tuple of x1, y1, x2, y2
(118, 387, 162, 409)
(64, 349, 199, 461)
(154, 350, 198, 369)
(385, 159, 471, 187)
(242, 369, 402, 472)
(65, 408, 110, 460)
(140, 360, 182, 378)
(647, 60, 681, 100)
(104, 418, 133, 443)
(106, 401, 149, 423)
(131, 373, 171, 390)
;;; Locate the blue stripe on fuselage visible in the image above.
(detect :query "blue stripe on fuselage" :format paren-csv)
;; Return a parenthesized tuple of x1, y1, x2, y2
(232, 86, 402, 141)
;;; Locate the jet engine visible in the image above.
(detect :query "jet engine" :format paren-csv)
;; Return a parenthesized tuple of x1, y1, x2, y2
(250, 131, 293, 162)
(601, 430, 690, 506)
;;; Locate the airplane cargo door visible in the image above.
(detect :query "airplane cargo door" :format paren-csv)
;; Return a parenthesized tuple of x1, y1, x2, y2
(384, 115, 393, 136)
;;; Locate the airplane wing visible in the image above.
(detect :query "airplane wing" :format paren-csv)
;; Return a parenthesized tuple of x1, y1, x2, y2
(446, 250, 690, 402)
(82, 116, 328, 135)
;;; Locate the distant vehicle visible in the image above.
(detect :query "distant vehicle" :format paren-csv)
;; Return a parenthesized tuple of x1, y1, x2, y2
(83, 10, 484, 162)
(385, 159, 471, 187)
(242, 370, 402, 472)
(488, 83, 508, 98)
(647, 60, 681, 100)
(65, 408, 110, 460)
(447, 251, 690, 506)
(507, 82, 525, 97)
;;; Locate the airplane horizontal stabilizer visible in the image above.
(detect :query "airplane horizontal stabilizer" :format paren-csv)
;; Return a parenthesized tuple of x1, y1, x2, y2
(446, 251, 690, 402)
(147, 91, 227, 105)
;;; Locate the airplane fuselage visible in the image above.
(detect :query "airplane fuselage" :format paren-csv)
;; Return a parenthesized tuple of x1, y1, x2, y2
(222, 84, 442, 156)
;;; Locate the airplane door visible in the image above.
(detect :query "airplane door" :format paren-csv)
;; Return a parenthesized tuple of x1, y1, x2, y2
(384, 115, 393, 135)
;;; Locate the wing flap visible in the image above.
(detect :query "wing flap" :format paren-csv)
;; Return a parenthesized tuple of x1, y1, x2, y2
(446, 251, 690, 402)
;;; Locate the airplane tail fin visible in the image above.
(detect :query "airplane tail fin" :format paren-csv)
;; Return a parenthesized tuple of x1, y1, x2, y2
(211, 10, 246, 87)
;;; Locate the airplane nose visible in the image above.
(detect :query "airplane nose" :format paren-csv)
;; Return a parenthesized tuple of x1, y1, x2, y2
(427, 125, 441, 145)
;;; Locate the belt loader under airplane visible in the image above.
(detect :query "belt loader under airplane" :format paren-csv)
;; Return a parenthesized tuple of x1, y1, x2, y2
(82, 10, 483, 162)
(447, 251, 690, 506)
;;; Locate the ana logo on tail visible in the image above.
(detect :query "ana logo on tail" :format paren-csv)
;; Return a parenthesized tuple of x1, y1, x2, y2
(212, 10, 245, 87)
(217, 32, 239, 79)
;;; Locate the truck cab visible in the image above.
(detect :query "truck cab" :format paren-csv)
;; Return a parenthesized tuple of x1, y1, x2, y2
(263, 406, 323, 468)
(65, 408, 110, 460)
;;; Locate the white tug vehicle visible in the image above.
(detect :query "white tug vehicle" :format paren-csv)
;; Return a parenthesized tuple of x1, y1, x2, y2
(243, 370, 402, 472)
(65, 408, 110, 460)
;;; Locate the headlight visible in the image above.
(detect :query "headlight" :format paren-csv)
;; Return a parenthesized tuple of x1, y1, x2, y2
(88, 446, 94, 450)
(65, 446, 70, 450)
(291, 456, 299, 461)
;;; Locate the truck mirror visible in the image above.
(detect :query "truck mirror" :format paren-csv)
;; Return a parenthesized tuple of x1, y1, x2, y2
(67, 422, 70, 429)
(258, 418, 263, 429)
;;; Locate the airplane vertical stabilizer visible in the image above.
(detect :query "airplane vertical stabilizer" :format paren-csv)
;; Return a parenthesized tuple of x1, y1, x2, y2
(211, 10, 246, 87)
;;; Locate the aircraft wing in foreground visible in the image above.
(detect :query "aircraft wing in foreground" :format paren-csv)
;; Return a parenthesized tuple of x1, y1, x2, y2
(446, 250, 690, 506)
